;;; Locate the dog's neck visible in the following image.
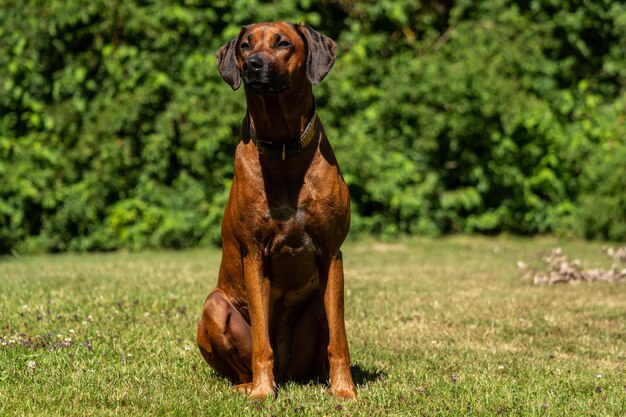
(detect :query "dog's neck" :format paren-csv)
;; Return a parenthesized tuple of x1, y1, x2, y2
(245, 85, 314, 143)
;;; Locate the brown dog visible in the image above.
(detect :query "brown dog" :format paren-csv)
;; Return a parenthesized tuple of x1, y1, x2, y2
(196, 22, 357, 400)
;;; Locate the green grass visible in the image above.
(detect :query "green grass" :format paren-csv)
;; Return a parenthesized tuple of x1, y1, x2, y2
(1, 236, 625, 416)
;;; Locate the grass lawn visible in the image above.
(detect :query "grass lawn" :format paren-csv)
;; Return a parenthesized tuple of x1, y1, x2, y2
(1, 236, 625, 416)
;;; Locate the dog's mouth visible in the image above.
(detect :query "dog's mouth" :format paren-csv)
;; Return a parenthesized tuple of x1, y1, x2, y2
(243, 80, 289, 95)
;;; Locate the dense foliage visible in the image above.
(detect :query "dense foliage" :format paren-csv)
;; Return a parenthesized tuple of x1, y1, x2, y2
(1, 0, 625, 253)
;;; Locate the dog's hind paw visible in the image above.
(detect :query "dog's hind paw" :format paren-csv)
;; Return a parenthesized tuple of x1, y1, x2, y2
(232, 383, 253, 395)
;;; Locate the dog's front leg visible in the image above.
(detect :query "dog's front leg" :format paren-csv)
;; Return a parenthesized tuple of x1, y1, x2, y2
(322, 251, 357, 399)
(243, 253, 276, 400)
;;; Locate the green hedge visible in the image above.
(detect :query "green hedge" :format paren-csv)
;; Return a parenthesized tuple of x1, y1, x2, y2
(1, 0, 625, 253)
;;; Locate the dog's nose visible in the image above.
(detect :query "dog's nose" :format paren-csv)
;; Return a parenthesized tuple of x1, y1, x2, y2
(243, 55, 264, 73)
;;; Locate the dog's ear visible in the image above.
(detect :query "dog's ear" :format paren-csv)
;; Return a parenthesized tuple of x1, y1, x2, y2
(295, 24, 337, 85)
(215, 26, 248, 90)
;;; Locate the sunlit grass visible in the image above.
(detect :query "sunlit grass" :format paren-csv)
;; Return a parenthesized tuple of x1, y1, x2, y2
(1, 236, 625, 416)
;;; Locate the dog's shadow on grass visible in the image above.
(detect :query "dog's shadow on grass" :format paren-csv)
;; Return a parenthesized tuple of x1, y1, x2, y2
(350, 362, 386, 386)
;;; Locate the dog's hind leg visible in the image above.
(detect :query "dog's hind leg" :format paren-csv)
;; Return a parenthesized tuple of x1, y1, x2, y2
(197, 289, 252, 384)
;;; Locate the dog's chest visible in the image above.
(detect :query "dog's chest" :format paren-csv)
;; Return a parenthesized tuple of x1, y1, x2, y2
(261, 194, 324, 305)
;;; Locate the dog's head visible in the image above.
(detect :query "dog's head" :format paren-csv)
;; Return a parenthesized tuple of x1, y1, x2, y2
(216, 22, 336, 94)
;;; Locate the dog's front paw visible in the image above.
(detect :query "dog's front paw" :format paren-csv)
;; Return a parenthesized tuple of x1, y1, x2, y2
(329, 383, 357, 400)
(248, 382, 277, 401)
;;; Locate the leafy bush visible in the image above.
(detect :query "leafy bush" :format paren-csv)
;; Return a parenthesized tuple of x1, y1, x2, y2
(577, 112, 626, 241)
(1, 0, 625, 253)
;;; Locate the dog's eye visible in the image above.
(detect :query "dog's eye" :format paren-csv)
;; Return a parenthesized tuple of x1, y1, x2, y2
(276, 40, 291, 49)
(240, 42, 250, 51)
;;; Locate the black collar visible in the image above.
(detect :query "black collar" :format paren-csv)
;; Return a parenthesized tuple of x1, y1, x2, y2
(246, 109, 319, 160)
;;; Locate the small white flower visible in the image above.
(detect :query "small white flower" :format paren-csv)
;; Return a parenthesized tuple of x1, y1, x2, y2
(596, 374, 603, 379)
(69, 329, 75, 334)
(27, 361, 36, 370)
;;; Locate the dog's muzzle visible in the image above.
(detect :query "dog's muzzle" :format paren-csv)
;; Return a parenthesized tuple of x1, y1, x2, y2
(242, 54, 288, 94)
